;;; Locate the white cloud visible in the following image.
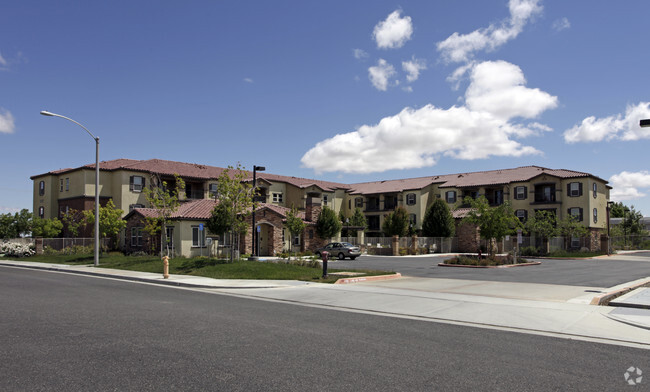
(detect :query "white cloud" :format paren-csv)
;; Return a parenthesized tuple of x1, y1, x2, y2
(302, 60, 556, 174)
(0, 109, 15, 134)
(368, 59, 396, 91)
(563, 102, 650, 143)
(465, 61, 558, 121)
(353, 48, 369, 60)
(402, 57, 427, 83)
(436, 0, 542, 63)
(552, 17, 570, 32)
(609, 171, 650, 201)
(373, 10, 413, 49)
(243, 78, 254, 83)
(0, 52, 7, 66)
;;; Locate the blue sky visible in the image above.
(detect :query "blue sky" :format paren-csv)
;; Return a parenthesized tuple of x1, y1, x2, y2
(2, 0, 650, 215)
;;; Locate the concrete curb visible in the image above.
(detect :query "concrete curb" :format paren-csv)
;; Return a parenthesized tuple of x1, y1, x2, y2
(437, 262, 541, 269)
(590, 278, 650, 306)
(334, 273, 402, 284)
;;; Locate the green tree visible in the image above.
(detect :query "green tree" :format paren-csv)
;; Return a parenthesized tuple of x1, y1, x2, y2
(620, 205, 647, 236)
(83, 199, 127, 249)
(524, 210, 557, 254)
(31, 217, 63, 238)
(609, 202, 627, 218)
(315, 206, 341, 240)
(206, 202, 232, 240)
(213, 164, 255, 262)
(422, 199, 455, 237)
(556, 214, 589, 249)
(462, 196, 520, 257)
(348, 207, 367, 236)
(285, 206, 305, 258)
(0, 209, 33, 239)
(143, 174, 185, 256)
(61, 208, 85, 237)
(382, 206, 409, 237)
(0, 213, 16, 238)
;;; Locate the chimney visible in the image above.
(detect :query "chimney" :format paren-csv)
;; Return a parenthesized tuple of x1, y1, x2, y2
(305, 196, 322, 222)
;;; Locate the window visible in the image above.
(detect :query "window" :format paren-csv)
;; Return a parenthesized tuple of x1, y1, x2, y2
(65, 178, 70, 191)
(293, 235, 301, 246)
(38, 206, 44, 218)
(568, 207, 583, 222)
(406, 193, 416, 205)
(534, 184, 556, 203)
(568, 182, 582, 197)
(355, 197, 363, 208)
(60, 179, 64, 192)
(272, 192, 283, 203)
(593, 208, 598, 224)
(131, 227, 143, 247)
(514, 186, 527, 200)
(129, 204, 145, 212)
(39, 181, 45, 196)
(515, 209, 528, 222)
(165, 227, 174, 250)
(192, 225, 206, 247)
(494, 190, 503, 206)
(323, 195, 328, 206)
(409, 214, 416, 227)
(309, 229, 314, 239)
(209, 183, 218, 198)
(445, 191, 456, 204)
(130, 176, 145, 192)
(368, 216, 380, 230)
(593, 183, 597, 199)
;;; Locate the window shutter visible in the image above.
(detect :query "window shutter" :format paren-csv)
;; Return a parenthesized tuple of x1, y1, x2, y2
(142, 177, 146, 189)
(523, 186, 527, 200)
(129, 176, 134, 191)
(579, 183, 583, 196)
(579, 208, 583, 222)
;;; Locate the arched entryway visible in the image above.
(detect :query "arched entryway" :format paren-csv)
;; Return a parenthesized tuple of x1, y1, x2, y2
(257, 222, 276, 256)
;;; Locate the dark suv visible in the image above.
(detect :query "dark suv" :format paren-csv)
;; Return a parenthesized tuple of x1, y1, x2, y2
(315, 242, 361, 260)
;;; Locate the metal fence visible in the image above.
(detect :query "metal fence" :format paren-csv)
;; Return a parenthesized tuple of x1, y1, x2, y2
(340, 236, 458, 254)
(2, 238, 112, 252)
(610, 236, 650, 251)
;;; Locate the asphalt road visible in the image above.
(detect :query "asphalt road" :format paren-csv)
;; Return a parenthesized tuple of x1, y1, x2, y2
(332, 253, 650, 287)
(1, 267, 648, 391)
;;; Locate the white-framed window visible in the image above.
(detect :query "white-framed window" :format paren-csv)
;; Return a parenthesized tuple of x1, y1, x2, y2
(65, 178, 70, 191)
(39, 181, 45, 196)
(593, 183, 597, 199)
(515, 186, 527, 200)
(568, 182, 582, 197)
(131, 227, 143, 247)
(515, 209, 528, 222)
(568, 207, 583, 222)
(445, 191, 456, 204)
(355, 197, 363, 208)
(272, 192, 283, 203)
(192, 225, 206, 247)
(209, 183, 218, 198)
(593, 208, 598, 223)
(406, 193, 416, 205)
(130, 176, 145, 192)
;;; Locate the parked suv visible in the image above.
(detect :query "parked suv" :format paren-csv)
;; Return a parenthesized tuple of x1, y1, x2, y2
(315, 242, 361, 260)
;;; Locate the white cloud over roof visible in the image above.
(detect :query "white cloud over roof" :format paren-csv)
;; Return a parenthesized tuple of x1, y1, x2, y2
(373, 10, 413, 49)
(610, 171, 650, 201)
(302, 61, 557, 174)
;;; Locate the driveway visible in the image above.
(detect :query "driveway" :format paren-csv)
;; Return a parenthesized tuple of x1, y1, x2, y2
(331, 253, 650, 287)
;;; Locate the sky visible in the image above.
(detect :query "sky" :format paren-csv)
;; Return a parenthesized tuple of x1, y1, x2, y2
(1, 0, 650, 215)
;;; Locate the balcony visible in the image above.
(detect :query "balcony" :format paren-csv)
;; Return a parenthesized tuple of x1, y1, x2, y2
(532, 185, 558, 204)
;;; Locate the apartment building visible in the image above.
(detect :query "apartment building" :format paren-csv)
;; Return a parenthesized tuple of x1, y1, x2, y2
(31, 159, 610, 256)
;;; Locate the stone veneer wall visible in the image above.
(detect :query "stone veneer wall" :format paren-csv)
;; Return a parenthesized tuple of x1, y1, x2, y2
(456, 221, 480, 253)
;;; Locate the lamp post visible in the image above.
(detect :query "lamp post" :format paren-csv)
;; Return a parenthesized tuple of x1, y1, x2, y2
(640, 119, 650, 128)
(40, 111, 100, 267)
(250, 165, 265, 260)
(606, 201, 613, 255)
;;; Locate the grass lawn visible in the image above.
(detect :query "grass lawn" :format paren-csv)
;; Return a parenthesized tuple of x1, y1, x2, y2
(1, 253, 392, 284)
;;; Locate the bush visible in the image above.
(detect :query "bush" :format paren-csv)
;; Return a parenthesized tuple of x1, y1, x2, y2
(1, 242, 35, 257)
(520, 246, 543, 256)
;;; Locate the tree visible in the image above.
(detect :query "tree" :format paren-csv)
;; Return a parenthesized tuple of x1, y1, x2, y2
(213, 164, 255, 262)
(610, 202, 627, 218)
(422, 199, 455, 238)
(315, 206, 341, 240)
(61, 208, 85, 237)
(620, 205, 647, 236)
(143, 174, 185, 256)
(382, 206, 409, 237)
(524, 210, 557, 254)
(0, 213, 16, 238)
(206, 202, 232, 239)
(348, 207, 367, 236)
(285, 206, 305, 258)
(0, 209, 33, 239)
(83, 199, 127, 249)
(462, 196, 520, 257)
(556, 214, 589, 249)
(31, 217, 63, 238)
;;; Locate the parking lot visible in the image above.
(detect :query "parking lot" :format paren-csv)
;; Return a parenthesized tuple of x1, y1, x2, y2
(331, 252, 650, 288)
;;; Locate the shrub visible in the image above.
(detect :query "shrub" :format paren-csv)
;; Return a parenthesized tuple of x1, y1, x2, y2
(0, 242, 35, 257)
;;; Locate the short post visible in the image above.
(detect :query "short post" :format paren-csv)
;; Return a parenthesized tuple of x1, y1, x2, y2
(163, 256, 169, 279)
(321, 251, 329, 278)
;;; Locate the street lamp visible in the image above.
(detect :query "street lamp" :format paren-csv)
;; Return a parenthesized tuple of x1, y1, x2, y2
(40, 111, 100, 267)
(640, 119, 650, 128)
(250, 165, 265, 260)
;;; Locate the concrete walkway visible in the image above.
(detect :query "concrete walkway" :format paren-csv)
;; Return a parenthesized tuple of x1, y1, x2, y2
(1, 260, 649, 349)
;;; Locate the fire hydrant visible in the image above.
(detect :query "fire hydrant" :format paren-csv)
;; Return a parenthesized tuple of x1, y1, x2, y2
(162, 255, 169, 279)
(321, 251, 329, 279)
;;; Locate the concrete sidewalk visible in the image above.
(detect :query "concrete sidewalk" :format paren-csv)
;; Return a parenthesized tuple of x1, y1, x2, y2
(1, 260, 649, 349)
